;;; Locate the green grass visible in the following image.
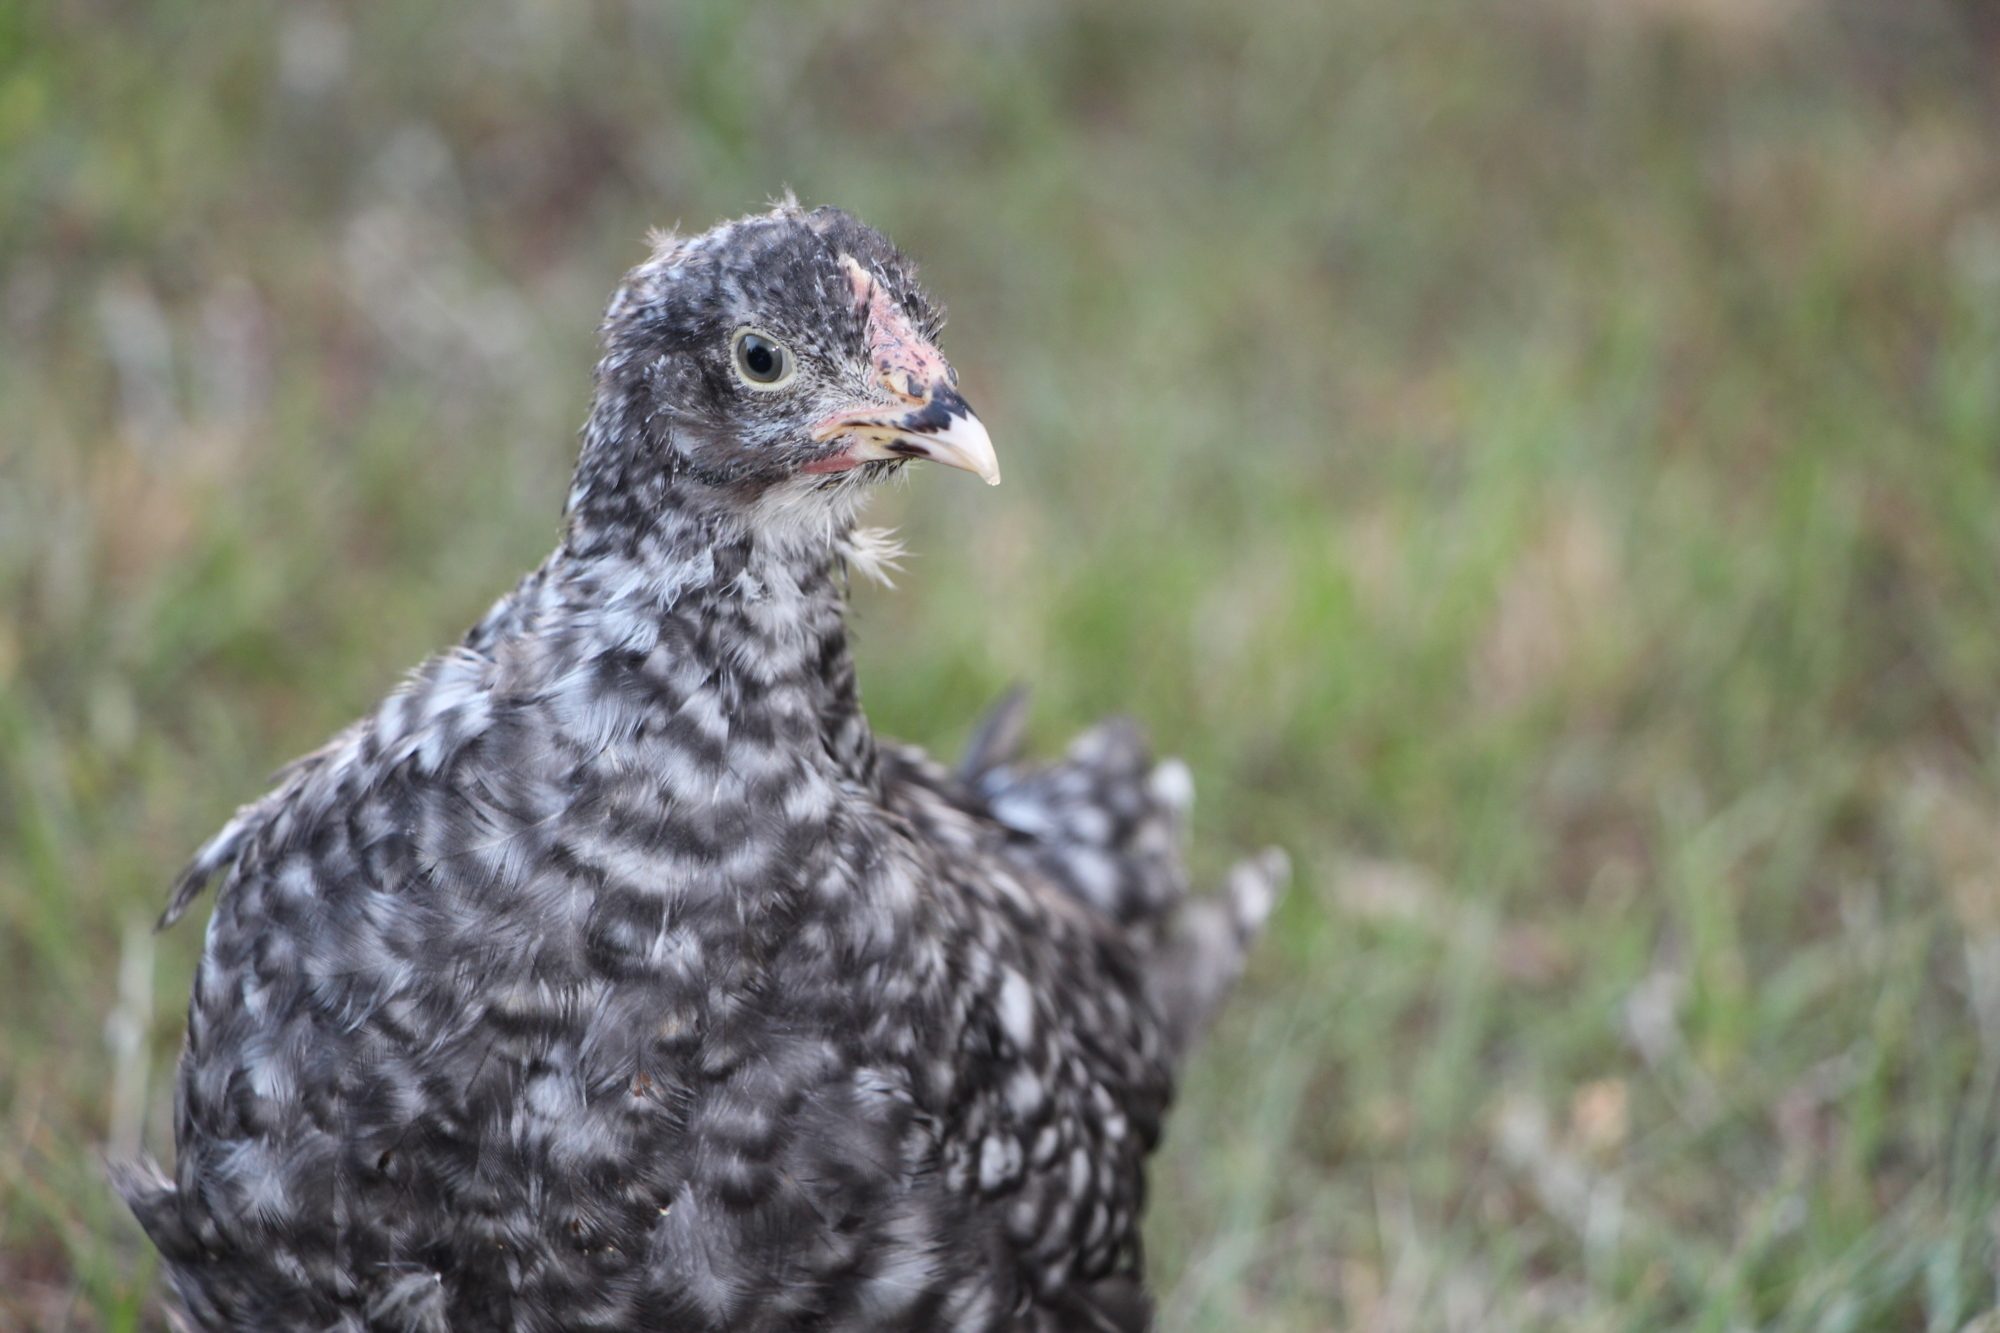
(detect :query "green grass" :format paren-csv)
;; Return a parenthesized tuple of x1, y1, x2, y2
(6, 1, 2000, 1327)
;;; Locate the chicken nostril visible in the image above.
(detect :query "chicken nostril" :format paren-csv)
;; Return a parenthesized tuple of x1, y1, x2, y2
(876, 368, 926, 403)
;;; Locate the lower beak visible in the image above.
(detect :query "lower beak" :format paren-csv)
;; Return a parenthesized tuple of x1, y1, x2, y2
(808, 386, 1001, 486)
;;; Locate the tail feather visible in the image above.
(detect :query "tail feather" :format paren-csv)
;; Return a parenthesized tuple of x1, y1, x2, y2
(1149, 848, 1289, 1057)
(956, 692, 1287, 1060)
(976, 717, 1191, 926)
(958, 684, 1032, 781)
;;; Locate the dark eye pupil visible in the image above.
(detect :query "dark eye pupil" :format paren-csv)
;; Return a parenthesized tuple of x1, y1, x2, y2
(738, 333, 786, 383)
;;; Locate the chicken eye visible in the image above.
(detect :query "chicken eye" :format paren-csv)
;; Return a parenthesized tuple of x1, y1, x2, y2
(731, 329, 794, 388)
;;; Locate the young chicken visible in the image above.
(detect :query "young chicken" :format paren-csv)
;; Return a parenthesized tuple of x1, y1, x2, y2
(119, 200, 1284, 1333)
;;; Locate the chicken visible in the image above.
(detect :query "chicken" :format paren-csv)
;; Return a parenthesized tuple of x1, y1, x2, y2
(117, 200, 1286, 1333)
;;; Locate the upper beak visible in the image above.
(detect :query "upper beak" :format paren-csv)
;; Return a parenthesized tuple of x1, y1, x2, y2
(808, 382, 1000, 486)
(808, 384, 1001, 486)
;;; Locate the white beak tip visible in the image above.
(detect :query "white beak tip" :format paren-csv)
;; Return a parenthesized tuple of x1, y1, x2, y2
(924, 408, 1001, 488)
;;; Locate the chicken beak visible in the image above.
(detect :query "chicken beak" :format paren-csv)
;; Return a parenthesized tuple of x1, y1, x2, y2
(808, 385, 1000, 486)
(805, 253, 1001, 486)
(929, 406, 1001, 484)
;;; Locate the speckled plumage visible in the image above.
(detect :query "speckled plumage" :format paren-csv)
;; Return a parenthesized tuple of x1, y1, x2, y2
(119, 201, 1285, 1333)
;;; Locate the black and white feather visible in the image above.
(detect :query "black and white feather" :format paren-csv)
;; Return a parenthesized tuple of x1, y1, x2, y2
(118, 200, 1285, 1333)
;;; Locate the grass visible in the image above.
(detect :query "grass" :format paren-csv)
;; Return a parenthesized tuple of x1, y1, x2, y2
(6, 0, 2000, 1327)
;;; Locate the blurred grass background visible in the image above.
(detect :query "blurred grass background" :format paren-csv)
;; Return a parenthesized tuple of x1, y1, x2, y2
(6, 0, 2000, 1328)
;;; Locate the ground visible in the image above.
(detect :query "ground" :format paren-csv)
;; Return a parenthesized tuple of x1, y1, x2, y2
(5, 1, 2000, 1329)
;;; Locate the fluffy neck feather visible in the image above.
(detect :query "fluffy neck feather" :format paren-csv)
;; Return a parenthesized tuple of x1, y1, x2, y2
(477, 412, 880, 789)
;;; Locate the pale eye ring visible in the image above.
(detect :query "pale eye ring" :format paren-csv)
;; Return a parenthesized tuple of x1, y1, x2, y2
(731, 328, 795, 389)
